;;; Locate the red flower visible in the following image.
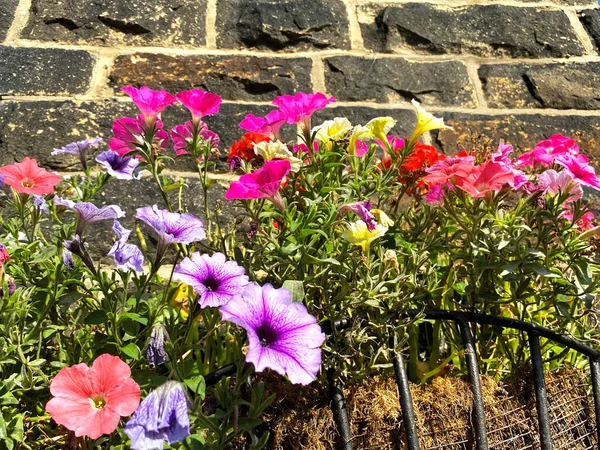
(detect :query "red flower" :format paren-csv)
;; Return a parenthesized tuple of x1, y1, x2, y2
(227, 132, 271, 165)
(0, 157, 61, 195)
(401, 143, 446, 172)
(45, 354, 141, 439)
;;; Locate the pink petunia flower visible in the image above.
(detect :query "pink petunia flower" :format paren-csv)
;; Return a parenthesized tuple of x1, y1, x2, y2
(518, 134, 579, 168)
(560, 209, 595, 230)
(176, 89, 222, 124)
(109, 115, 169, 157)
(538, 169, 583, 202)
(225, 160, 291, 211)
(0, 157, 61, 195)
(425, 184, 445, 204)
(220, 283, 326, 385)
(555, 154, 600, 190)
(121, 86, 177, 126)
(170, 121, 220, 157)
(457, 161, 515, 198)
(272, 92, 335, 138)
(45, 354, 140, 439)
(239, 110, 287, 140)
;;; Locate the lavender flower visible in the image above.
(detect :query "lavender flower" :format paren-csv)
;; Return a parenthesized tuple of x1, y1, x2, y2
(220, 283, 326, 385)
(33, 195, 48, 214)
(7, 279, 16, 295)
(147, 324, 170, 366)
(55, 197, 125, 237)
(96, 150, 140, 180)
(63, 235, 96, 274)
(108, 220, 144, 273)
(338, 201, 376, 231)
(62, 249, 75, 271)
(124, 381, 191, 450)
(173, 252, 249, 308)
(51, 137, 103, 170)
(136, 206, 205, 264)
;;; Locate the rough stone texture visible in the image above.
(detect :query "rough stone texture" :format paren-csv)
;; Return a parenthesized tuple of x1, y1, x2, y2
(324, 56, 476, 107)
(216, 0, 350, 51)
(0, 47, 95, 96)
(479, 63, 600, 110)
(0, 0, 18, 41)
(110, 54, 313, 101)
(360, 4, 585, 58)
(580, 10, 600, 51)
(22, 0, 207, 46)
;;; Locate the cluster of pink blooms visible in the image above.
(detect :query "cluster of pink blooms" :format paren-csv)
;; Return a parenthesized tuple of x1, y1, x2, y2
(423, 134, 599, 230)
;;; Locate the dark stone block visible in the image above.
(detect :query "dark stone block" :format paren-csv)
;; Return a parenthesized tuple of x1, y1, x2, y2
(22, 0, 206, 46)
(580, 9, 600, 51)
(0, 46, 95, 96)
(216, 0, 350, 50)
(324, 56, 476, 107)
(0, 0, 18, 41)
(110, 54, 312, 101)
(360, 4, 584, 58)
(479, 62, 600, 110)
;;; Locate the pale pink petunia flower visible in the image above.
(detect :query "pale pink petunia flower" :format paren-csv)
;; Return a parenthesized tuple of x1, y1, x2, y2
(538, 169, 583, 202)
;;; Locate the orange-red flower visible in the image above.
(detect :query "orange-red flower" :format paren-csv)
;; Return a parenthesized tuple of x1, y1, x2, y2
(401, 143, 446, 172)
(227, 132, 271, 166)
(0, 157, 61, 195)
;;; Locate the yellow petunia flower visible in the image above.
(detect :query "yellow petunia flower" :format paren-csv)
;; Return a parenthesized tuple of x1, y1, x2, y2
(348, 125, 372, 157)
(313, 118, 353, 148)
(410, 99, 453, 141)
(371, 209, 394, 227)
(342, 219, 389, 253)
(366, 117, 397, 144)
(253, 140, 303, 172)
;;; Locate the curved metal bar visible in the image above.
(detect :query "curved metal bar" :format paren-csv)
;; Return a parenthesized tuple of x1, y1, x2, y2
(328, 369, 353, 450)
(205, 362, 237, 386)
(393, 350, 421, 450)
(529, 332, 553, 450)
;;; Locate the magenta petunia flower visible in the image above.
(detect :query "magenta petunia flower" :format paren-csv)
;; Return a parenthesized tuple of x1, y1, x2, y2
(170, 121, 220, 157)
(220, 283, 326, 385)
(96, 150, 140, 180)
(55, 197, 125, 237)
(173, 252, 249, 308)
(239, 110, 287, 140)
(109, 115, 169, 157)
(176, 89, 222, 123)
(518, 134, 579, 167)
(136, 205, 205, 251)
(555, 154, 600, 190)
(122, 86, 177, 125)
(272, 92, 336, 125)
(225, 160, 291, 210)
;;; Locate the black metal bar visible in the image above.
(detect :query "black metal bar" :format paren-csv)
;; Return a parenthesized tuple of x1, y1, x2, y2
(205, 362, 237, 386)
(457, 319, 489, 450)
(589, 359, 600, 447)
(529, 332, 552, 450)
(328, 369, 353, 450)
(393, 350, 421, 450)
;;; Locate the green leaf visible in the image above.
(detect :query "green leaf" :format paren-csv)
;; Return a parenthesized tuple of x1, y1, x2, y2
(184, 375, 206, 399)
(84, 310, 108, 325)
(119, 313, 148, 326)
(120, 343, 142, 361)
(238, 417, 262, 432)
(282, 280, 305, 303)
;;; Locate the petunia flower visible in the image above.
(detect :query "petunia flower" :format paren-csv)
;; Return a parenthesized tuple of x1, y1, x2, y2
(338, 201, 376, 231)
(173, 252, 249, 308)
(455, 161, 515, 198)
(96, 150, 140, 180)
(124, 381, 191, 450)
(273, 92, 335, 140)
(348, 125, 372, 157)
(253, 140, 302, 172)
(45, 354, 141, 439)
(122, 86, 177, 126)
(312, 117, 353, 149)
(227, 132, 271, 167)
(33, 195, 48, 214)
(176, 89, 222, 125)
(51, 137, 103, 170)
(170, 120, 220, 157)
(239, 110, 287, 140)
(341, 210, 393, 253)
(538, 169, 582, 202)
(555, 154, 600, 190)
(518, 134, 579, 168)
(147, 324, 170, 367)
(62, 249, 75, 271)
(225, 160, 291, 211)
(410, 99, 452, 141)
(220, 283, 326, 385)
(560, 208, 595, 231)
(0, 244, 10, 264)
(108, 221, 144, 273)
(0, 157, 61, 195)
(109, 115, 169, 157)
(55, 197, 125, 237)
(378, 136, 406, 169)
(366, 117, 397, 145)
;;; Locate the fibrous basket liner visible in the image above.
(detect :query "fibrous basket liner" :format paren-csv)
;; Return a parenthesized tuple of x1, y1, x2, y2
(264, 368, 597, 449)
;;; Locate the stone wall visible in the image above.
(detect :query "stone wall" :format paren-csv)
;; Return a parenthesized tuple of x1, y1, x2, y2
(1, 0, 600, 235)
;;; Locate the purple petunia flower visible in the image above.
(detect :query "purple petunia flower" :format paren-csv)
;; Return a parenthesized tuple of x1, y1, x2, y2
(337, 201, 376, 231)
(173, 252, 249, 308)
(124, 381, 191, 450)
(96, 150, 140, 180)
(55, 197, 125, 237)
(220, 283, 326, 385)
(108, 221, 144, 273)
(33, 195, 48, 214)
(62, 249, 75, 271)
(147, 324, 170, 366)
(51, 137, 103, 170)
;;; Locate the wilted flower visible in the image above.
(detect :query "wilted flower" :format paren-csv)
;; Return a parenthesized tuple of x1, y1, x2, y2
(0, 157, 61, 195)
(225, 160, 291, 211)
(220, 283, 326, 385)
(109, 115, 169, 157)
(33, 195, 48, 214)
(62, 249, 75, 271)
(173, 252, 249, 308)
(176, 89, 222, 124)
(384, 249, 399, 273)
(51, 137, 103, 170)
(239, 110, 286, 140)
(342, 210, 393, 253)
(46, 354, 140, 439)
(63, 234, 96, 274)
(55, 197, 125, 237)
(124, 381, 191, 450)
(410, 99, 452, 141)
(96, 150, 140, 180)
(7, 278, 16, 295)
(122, 86, 177, 126)
(170, 120, 220, 157)
(147, 324, 170, 366)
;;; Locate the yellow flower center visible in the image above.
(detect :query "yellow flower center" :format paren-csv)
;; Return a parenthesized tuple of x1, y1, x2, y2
(21, 179, 34, 188)
(91, 396, 107, 410)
